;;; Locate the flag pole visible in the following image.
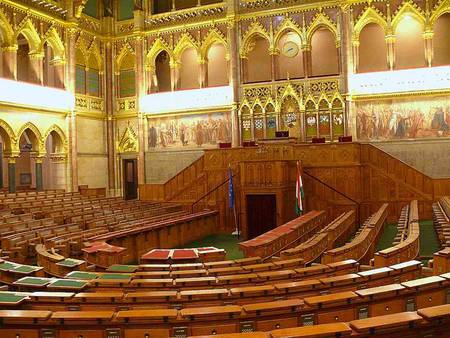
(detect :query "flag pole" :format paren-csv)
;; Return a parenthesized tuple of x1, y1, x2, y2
(229, 164, 240, 238)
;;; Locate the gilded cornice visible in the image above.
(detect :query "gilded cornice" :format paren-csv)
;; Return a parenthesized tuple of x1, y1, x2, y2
(1, 0, 66, 27)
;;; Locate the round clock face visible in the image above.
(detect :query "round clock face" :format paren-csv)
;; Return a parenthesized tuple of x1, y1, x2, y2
(282, 41, 299, 58)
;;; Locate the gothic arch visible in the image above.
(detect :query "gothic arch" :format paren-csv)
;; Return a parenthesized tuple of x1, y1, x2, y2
(146, 38, 174, 69)
(44, 125, 68, 153)
(87, 42, 103, 71)
(201, 29, 228, 60)
(17, 122, 44, 154)
(430, 0, 450, 25)
(306, 13, 339, 47)
(15, 19, 42, 53)
(115, 43, 135, 70)
(240, 21, 271, 58)
(391, 2, 427, 32)
(42, 27, 65, 61)
(273, 17, 304, 48)
(0, 119, 17, 153)
(0, 10, 14, 46)
(173, 33, 200, 62)
(353, 7, 388, 42)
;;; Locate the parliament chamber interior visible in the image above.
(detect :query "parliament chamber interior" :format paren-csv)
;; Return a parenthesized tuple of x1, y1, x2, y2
(0, 0, 449, 337)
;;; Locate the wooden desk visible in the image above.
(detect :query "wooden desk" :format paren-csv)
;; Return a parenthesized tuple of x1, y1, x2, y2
(180, 288, 229, 300)
(116, 309, 178, 322)
(349, 312, 422, 333)
(274, 279, 321, 293)
(230, 285, 274, 297)
(130, 278, 173, 287)
(304, 291, 359, 308)
(418, 304, 450, 320)
(257, 270, 295, 280)
(242, 299, 302, 314)
(217, 273, 259, 285)
(74, 291, 124, 302)
(0, 310, 51, 324)
(125, 290, 178, 302)
(401, 276, 445, 290)
(180, 305, 242, 319)
(174, 276, 216, 287)
(51, 311, 114, 323)
(271, 323, 352, 338)
(355, 284, 405, 299)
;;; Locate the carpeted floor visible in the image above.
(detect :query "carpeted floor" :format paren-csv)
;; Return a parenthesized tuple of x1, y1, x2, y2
(419, 220, 440, 258)
(181, 234, 244, 260)
(376, 223, 398, 251)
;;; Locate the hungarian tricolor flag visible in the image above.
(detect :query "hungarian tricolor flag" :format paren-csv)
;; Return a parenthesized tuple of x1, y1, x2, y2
(295, 161, 304, 216)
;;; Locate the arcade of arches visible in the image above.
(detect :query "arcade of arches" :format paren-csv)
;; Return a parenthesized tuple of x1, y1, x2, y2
(0, 0, 448, 194)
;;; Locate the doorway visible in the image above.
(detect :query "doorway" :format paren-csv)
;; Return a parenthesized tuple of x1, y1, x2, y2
(246, 194, 277, 239)
(123, 159, 138, 200)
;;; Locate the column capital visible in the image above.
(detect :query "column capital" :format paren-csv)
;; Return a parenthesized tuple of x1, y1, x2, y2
(2, 45, 18, 52)
(7, 157, 18, 164)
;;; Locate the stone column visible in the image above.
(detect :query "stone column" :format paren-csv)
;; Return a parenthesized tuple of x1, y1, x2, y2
(386, 36, 395, 70)
(52, 59, 66, 89)
(302, 46, 312, 77)
(35, 157, 43, 191)
(135, 35, 146, 189)
(424, 32, 433, 67)
(199, 58, 207, 88)
(270, 50, 278, 81)
(29, 52, 44, 85)
(352, 41, 359, 73)
(105, 41, 117, 194)
(170, 62, 180, 91)
(66, 27, 78, 191)
(2, 46, 18, 80)
(227, 0, 241, 147)
(7, 157, 16, 193)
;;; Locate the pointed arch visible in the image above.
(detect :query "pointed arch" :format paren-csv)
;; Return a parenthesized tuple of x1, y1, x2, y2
(146, 38, 174, 68)
(115, 43, 135, 70)
(239, 100, 252, 116)
(44, 124, 68, 153)
(173, 33, 200, 62)
(391, 2, 426, 32)
(0, 119, 17, 152)
(274, 17, 304, 47)
(431, 0, 450, 25)
(0, 9, 14, 46)
(17, 122, 44, 154)
(307, 13, 339, 46)
(87, 42, 103, 71)
(15, 19, 42, 53)
(42, 27, 65, 61)
(280, 83, 302, 105)
(201, 29, 228, 60)
(240, 21, 271, 58)
(353, 7, 388, 41)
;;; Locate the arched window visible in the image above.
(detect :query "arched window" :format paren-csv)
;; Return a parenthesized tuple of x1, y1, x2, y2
(155, 50, 171, 92)
(119, 53, 136, 97)
(244, 36, 271, 83)
(305, 101, 318, 140)
(311, 28, 339, 76)
(265, 103, 276, 139)
(358, 23, 388, 72)
(276, 31, 304, 80)
(280, 96, 300, 139)
(87, 53, 101, 97)
(241, 106, 252, 141)
(207, 43, 228, 87)
(395, 16, 425, 69)
(75, 49, 87, 94)
(17, 33, 31, 83)
(179, 47, 200, 90)
(253, 105, 264, 140)
(433, 13, 450, 66)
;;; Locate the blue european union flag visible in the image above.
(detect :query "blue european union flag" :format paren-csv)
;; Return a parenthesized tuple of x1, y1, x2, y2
(228, 166, 235, 209)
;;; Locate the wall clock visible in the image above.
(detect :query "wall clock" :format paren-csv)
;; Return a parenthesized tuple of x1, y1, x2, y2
(282, 41, 299, 58)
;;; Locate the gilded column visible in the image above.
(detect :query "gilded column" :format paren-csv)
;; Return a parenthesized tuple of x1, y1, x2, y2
(270, 50, 278, 81)
(7, 157, 17, 193)
(301, 46, 312, 78)
(105, 40, 117, 194)
(52, 59, 66, 89)
(35, 157, 43, 191)
(227, 0, 241, 147)
(424, 31, 433, 67)
(385, 4, 395, 70)
(66, 26, 78, 191)
(134, 34, 146, 188)
(29, 52, 44, 85)
(199, 57, 207, 88)
(2, 46, 18, 80)
(170, 61, 180, 91)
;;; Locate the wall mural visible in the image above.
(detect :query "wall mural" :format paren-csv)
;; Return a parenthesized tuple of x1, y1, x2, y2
(356, 96, 450, 140)
(147, 112, 231, 150)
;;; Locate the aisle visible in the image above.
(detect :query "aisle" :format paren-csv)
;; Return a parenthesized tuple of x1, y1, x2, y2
(180, 234, 244, 260)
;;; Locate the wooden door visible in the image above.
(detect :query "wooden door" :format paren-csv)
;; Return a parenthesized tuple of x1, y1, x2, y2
(246, 194, 277, 239)
(123, 159, 138, 200)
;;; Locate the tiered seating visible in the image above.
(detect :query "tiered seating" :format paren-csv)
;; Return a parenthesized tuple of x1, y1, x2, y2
(373, 201, 420, 267)
(432, 196, 450, 246)
(280, 211, 355, 263)
(322, 204, 388, 264)
(239, 211, 326, 258)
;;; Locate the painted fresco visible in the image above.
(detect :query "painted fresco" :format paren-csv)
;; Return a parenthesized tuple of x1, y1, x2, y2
(356, 97, 450, 140)
(147, 112, 231, 150)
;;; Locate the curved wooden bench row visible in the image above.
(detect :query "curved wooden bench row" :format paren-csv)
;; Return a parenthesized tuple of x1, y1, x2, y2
(280, 211, 356, 263)
(87, 210, 219, 262)
(433, 197, 450, 246)
(2, 261, 423, 310)
(0, 276, 449, 337)
(239, 211, 327, 259)
(35, 244, 88, 278)
(193, 304, 450, 338)
(322, 204, 388, 264)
